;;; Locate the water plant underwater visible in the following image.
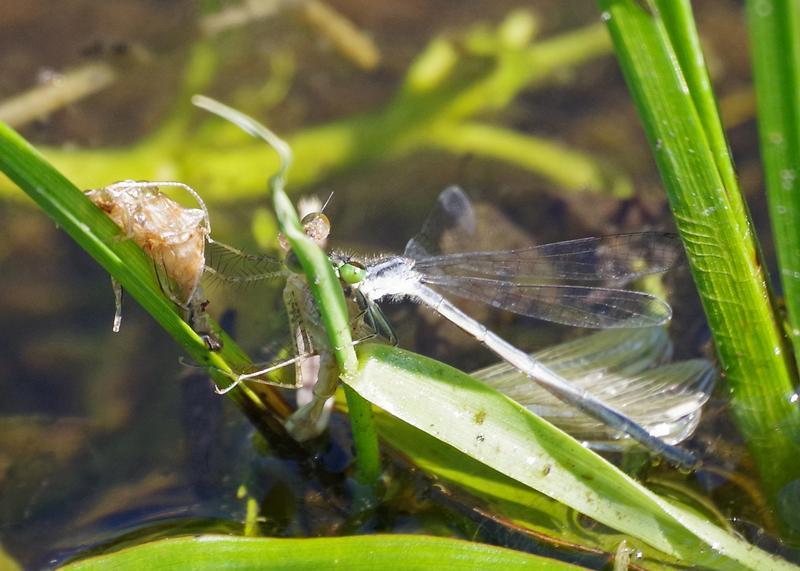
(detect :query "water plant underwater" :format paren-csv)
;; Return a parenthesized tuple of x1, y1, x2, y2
(1, 1, 800, 569)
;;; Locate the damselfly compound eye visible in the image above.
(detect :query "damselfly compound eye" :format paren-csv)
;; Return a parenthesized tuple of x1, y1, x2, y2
(301, 212, 331, 243)
(339, 261, 366, 284)
(278, 210, 331, 251)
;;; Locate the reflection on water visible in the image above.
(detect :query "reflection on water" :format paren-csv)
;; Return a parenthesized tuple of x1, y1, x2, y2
(1, 0, 797, 568)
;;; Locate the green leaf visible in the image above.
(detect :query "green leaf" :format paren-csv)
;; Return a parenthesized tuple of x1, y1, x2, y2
(189, 93, 383, 486)
(0, 120, 294, 450)
(599, 0, 800, 512)
(59, 535, 586, 571)
(348, 343, 797, 570)
(373, 399, 688, 568)
(745, 0, 800, 365)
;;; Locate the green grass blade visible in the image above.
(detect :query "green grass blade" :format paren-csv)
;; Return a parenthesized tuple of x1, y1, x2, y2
(746, 0, 800, 363)
(348, 343, 795, 570)
(272, 186, 381, 486)
(598, 0, 800, 512)
(375, 418, 688, 569)
(59, 534, 586, 571)
(371, 398, 706, 569)
(0, 121, 296, 452)
(656, 0, 739, 195)
(189, 94, 382, 486)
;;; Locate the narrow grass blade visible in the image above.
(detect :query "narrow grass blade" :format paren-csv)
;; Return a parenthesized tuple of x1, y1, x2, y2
(273, 186, 381, 487)
(373, 399, 688, 568)
(0, 121, 296, 452)
(599, 0, 800, 512)
(745, 0, 800, 364)
(60, 535, 586, 571)
(190, 94, 382, 486)
(656, 0, 739, 195)
(349, 343, 796, 570)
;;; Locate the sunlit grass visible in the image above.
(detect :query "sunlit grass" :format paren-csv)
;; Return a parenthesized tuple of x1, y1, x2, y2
(599, 0, 800, 527)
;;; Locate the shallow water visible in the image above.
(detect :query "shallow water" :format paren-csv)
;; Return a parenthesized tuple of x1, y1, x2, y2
(0, 1, 796, 568)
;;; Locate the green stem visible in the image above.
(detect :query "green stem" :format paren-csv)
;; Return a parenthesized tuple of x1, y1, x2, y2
(273, 188, 381, 488)
(421, 121, 632, 197)
(0, 120, 298, 455)
(745, 0, 800, 368)
(599, 0, 800, 515)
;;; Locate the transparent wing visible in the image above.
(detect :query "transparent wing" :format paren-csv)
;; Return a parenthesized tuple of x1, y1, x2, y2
(405, 187, 682, 283)
(538, 361, 715, 446)
(414, 232, 682, 284)
(424, 276, 672, 328)
(475, 327, 673, 386)
(150, 250, 189, 306)
(404, 186, 476, 258)
(474, 329, 716, 446)
(203, 239, 287, 287)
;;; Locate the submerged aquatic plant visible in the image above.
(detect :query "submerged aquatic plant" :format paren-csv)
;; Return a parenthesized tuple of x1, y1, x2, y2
(3, 100, 794, 568)
(1, 3, 799, 569)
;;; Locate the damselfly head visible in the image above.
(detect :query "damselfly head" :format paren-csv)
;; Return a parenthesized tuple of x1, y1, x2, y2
(329, 252, 367, 286)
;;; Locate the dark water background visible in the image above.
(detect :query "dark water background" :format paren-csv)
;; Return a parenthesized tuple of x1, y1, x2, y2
(0, 0, 785, 568)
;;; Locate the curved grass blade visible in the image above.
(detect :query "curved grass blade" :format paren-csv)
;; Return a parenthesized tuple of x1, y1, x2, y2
(350, 343, 796, 570)
(190, 95, 381, 485)
(0, 120, 297, 453)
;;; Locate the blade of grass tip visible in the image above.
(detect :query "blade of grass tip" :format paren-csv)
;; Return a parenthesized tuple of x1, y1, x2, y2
(274, 187, 382, 490)
(191, 96, 381, 488)
(274, 175, 382, 492)
(0, 120, 299, 454)
(746, 0, 800, 369)
(599, 0, 800, 512)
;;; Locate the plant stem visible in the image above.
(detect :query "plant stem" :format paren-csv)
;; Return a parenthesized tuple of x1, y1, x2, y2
(273, 188, 382, 488)
(745, 0, 800, 369)
(599, 0, 800, 512)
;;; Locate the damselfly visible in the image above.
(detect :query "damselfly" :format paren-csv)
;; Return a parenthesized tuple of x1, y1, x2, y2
(193, 95, 703, 468)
